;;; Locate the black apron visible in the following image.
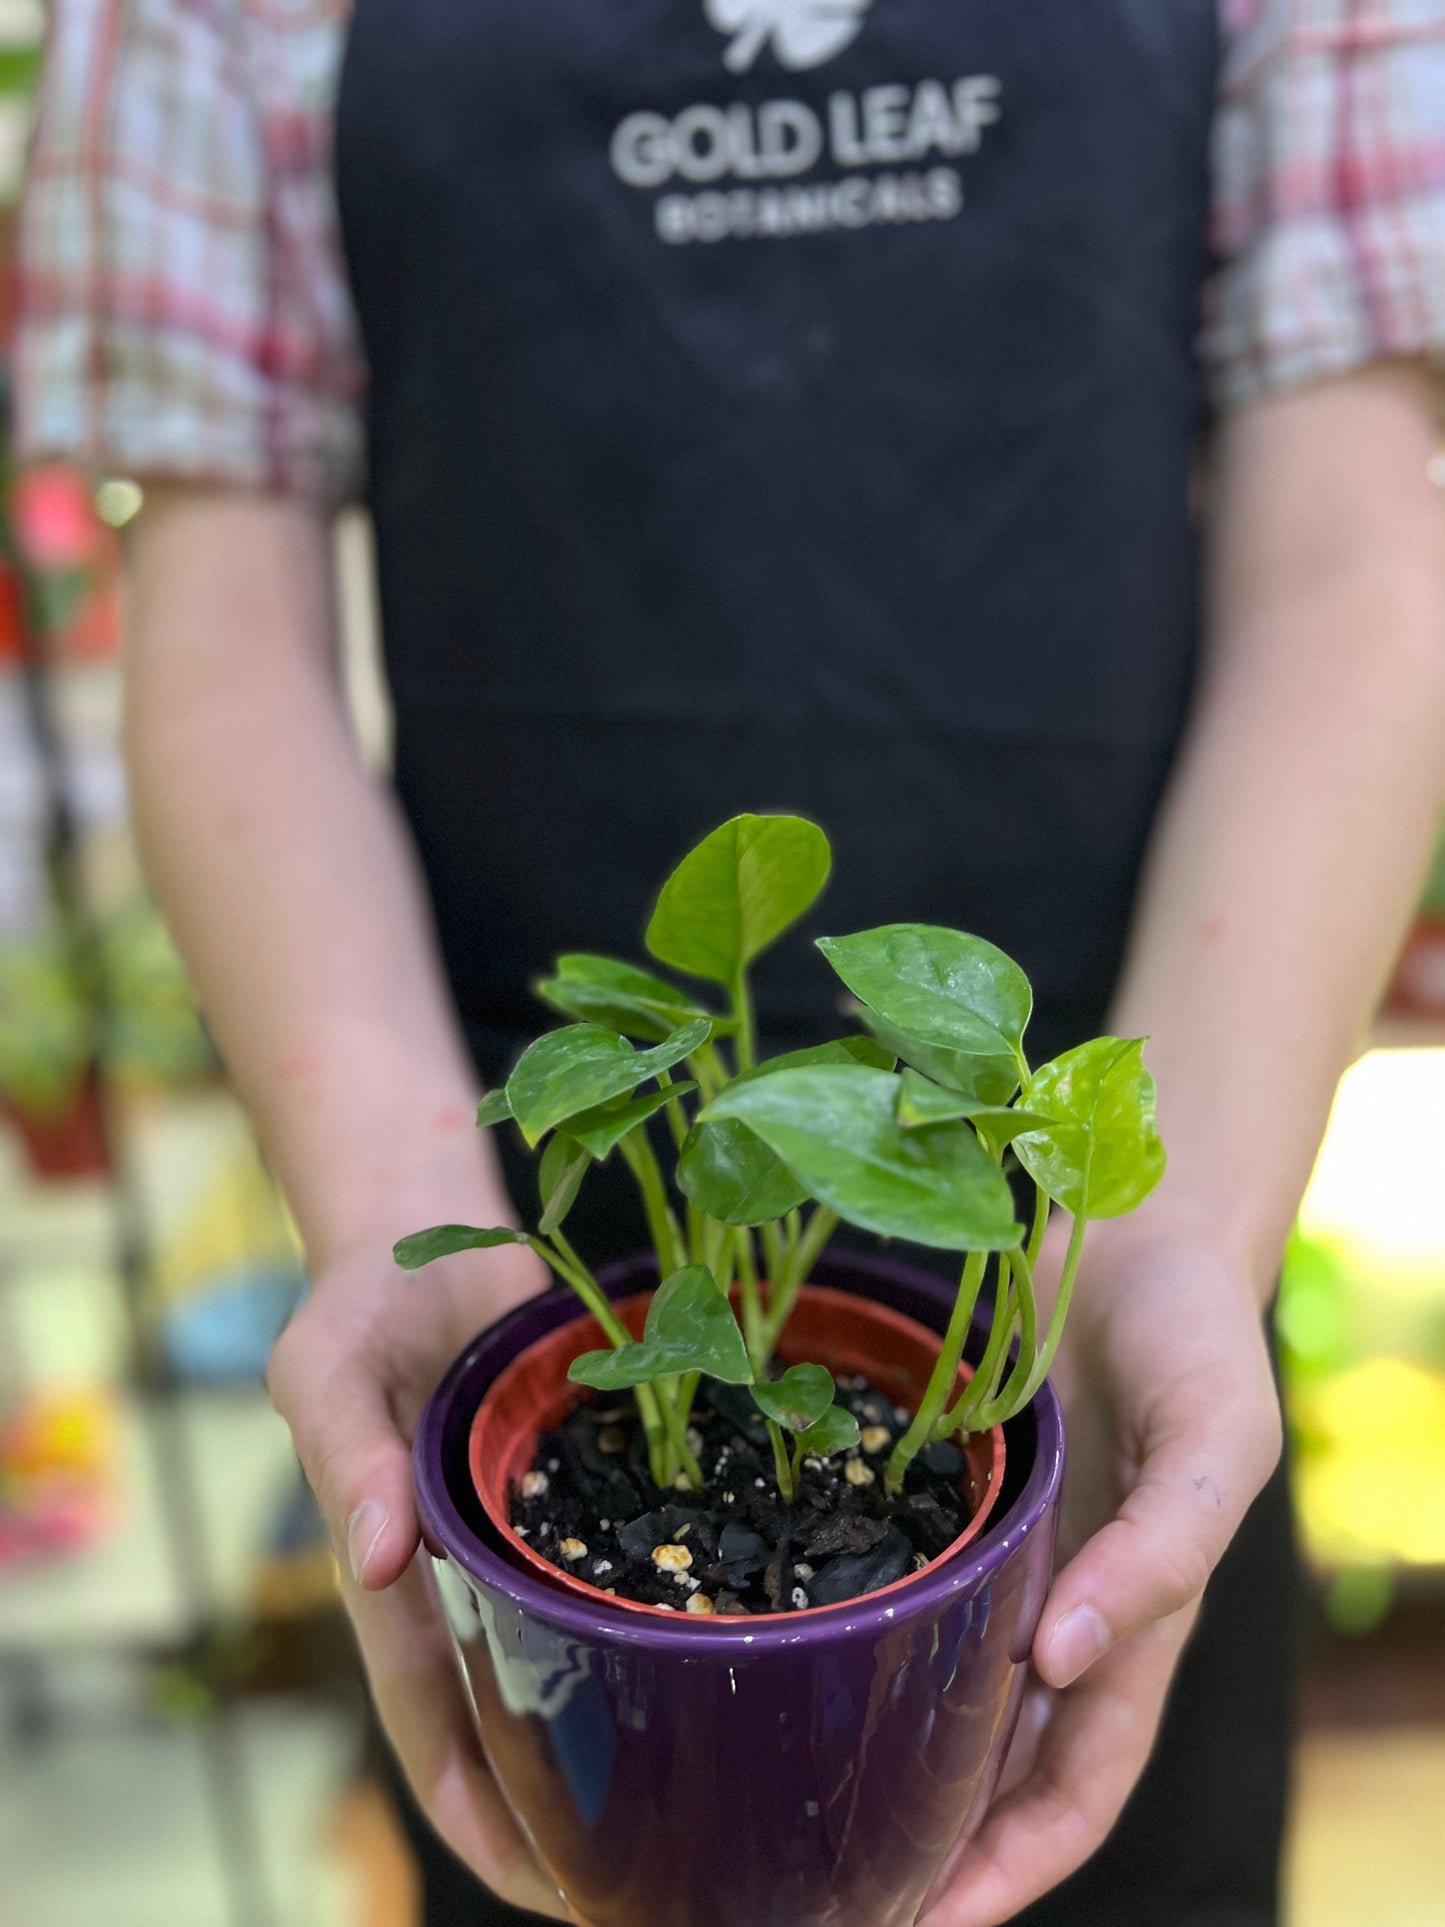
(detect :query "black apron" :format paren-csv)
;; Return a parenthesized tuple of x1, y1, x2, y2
(336, 5, 1294, 1923)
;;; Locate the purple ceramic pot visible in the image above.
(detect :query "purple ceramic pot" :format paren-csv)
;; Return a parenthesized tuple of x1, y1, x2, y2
(414, 1248, 1064, 1927)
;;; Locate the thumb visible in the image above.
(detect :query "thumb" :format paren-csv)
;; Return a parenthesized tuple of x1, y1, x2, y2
(1034, 1400, 1280, 1689)
(268, 1330, 420, 1591)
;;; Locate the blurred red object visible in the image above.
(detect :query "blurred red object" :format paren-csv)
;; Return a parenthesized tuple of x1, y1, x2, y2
(11, 466, 116, 572)
(2, 1071, 111, 1180)
(1385, 916, 1445, 1020)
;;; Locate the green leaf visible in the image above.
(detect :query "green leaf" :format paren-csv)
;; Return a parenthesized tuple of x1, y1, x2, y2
(538, 1133, 589, 1235)
(674, 1039, 890, 1228)
(1014, 1037, 1167, 1219)
(393, 1224, 527, 1269)
(896, 1070, 1054, 1152)
(475, 1088, 514, 1128)
(796, 1405, 861, 1458)
(750, 1363, 835, 1435)
(567, 1265, 752, 1390)
(702, 1065, 1021, 1252)
(645, 815, 832, 987)
(677, 1117, 811, 1228)
(534, 954, 714, 1042)
(856, 1005, 1018, 1107)
(566, 1082, 696, 1160)
(506, 1019, 712, 1146)
(819, 925, 1031, 1091)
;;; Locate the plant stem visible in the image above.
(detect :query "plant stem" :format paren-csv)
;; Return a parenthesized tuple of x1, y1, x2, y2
(937, 1251, 1014, 1436)
(759, 1219, 784, 1300)
(657, 1387, 705, 1490)
(619, 1127, 688, 1276)
(537, 1232, 669, 1484)
(731, 966, 756, 1073)
(757, 1204, 839, 1363)
(1026, 1178, 1050, 1269)
(886, 1249, 988, 1495)
(766, 1418, 795, 1504)
(655, 1067, 691, 1152)
(735, 1228, 766, 1371)
(984, 1212, 1086, 1425)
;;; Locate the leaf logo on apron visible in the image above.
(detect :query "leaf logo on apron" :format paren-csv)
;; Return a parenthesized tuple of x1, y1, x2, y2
(705, 0, 873, 74)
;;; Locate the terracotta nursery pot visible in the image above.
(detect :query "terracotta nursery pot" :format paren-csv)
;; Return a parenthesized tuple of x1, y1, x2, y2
(469, 1281, 1006, 1616)
(414, 1247, 1064, 1927)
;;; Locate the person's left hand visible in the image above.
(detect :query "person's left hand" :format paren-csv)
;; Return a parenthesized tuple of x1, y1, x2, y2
(919, 1226, 1283, 1926)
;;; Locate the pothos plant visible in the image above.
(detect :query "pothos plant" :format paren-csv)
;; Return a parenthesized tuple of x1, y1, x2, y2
(396, 814, 1165, 1508)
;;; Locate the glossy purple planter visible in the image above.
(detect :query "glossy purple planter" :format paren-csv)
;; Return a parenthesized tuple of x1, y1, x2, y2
(414, 1249, 1064, 1927)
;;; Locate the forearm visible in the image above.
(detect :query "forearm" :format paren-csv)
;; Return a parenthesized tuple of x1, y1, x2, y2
(126, 491, 508, 1268)
(1105, 363, 1445, 1293)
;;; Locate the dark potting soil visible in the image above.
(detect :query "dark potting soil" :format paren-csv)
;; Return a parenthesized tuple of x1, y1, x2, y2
(508, 1376, 973, 1614)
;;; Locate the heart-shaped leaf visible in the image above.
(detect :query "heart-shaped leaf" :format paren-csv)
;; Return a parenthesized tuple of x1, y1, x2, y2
(393, 1224, 527, 1269)
(678, 1117, 811, 1227)
(856, 1005, 1018, 1107)
(645, 815, 831, 987)
(475, 1088, 513, 1128)
(538, 1133, 590, 1235)
(506, 1019, 711, 1146)
(896, 1070, 1054, 1153)
(702, 1064, 1021, 1251)
(820, 925, 1031, 1087)
(796, 1405, 861, 1459)
(567, 1264, 752, 1390)
(1014, 1038, 1166, 1219)
(675, 1039, 886, 1227)
(566, 1082, 696, 1160)
(751, 1363, 835, 1436)
(534, 953, 714, 1042)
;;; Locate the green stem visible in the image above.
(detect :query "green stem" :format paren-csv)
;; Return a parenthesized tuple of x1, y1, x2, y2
(886, 1250, 988, 1495)
(1026, 1179, 1050, 1270)
(758, 1205, 839, 1363)
(766, 1418, 796, 1504)
(657, 1386, 705, 1490)
(938, 1251, 1014, 1436)
(760, 1219, 785, 1300)
(537, 1233, 669, 1484)
(735, 1228, 766, 1371)
(731, 966, 756, 1073)
(619, 1127, 688, 1276)
(983, 1212, 1086, 1425)
(655, 1067, 691, 1153)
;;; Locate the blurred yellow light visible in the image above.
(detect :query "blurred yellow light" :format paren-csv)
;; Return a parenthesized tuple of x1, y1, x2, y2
(95, 477, 144, 528)
(1293, 1358, 1445, 1567)
(1300, 1048, 1445, 1269)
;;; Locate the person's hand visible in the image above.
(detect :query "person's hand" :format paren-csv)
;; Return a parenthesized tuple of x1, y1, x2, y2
(268, 1222, 573, 1918)
(919, 1226, 1283, 1926)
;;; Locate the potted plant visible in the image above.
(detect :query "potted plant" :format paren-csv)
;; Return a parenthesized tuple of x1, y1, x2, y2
(403, 815, 1164, 1927)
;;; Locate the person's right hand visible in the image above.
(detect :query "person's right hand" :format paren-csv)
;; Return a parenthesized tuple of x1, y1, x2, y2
(268, 1229, 573, 1918)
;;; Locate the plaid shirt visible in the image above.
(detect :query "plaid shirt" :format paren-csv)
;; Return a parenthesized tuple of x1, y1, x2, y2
(16, 0, 1445, 501)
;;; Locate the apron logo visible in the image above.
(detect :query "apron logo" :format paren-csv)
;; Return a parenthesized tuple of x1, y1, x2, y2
(705, 0, 872, 74)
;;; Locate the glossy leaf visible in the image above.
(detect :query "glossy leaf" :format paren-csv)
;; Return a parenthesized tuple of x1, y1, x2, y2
(676, 1037, 892, 1227)
(797, 1405, 861, 1459)
(751, 1363, 835, 1435)
(506, 1019, 711, 1146)
(895, 1070, 1053, 1151)
(677, 1117, 811, 1227)
(856, 1004, 1018, 1107)
(538, 1133, 589, 1235)
(567, 1265, 752, 1390)
(702, 1064, 1021, 1252)
(819, 925, 1031, 1088)
(534, 953, 714, 1042)
(475, 1088, 513, 1128)
(645, 815, 832, 986)
(393, 1224, 527, 1269)
(1014, 1037, 1166, 1219)
(566, 1082, 696, 1160)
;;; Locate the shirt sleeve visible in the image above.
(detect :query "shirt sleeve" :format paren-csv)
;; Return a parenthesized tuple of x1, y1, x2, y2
(1208, 0, 1445, 408)
(15, 0, 365, 500)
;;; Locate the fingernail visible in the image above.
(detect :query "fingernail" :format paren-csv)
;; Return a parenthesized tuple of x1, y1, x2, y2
(346, 1500, 388, 1585)
(1046, 1605, 1110, 1685)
